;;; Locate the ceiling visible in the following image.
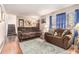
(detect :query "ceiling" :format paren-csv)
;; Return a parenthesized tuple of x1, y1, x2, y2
(3, 4, 73, 16)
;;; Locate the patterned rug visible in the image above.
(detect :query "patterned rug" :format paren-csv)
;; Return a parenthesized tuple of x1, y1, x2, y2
(20, 38, 70, 54)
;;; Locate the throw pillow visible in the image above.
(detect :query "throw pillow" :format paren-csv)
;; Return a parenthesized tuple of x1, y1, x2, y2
(52, 29, 55, 35)
(48, 32, 54, 36)
(49, 29, 55, 35)
(62, 30, 68, 37)
(54, 32, 57, 36)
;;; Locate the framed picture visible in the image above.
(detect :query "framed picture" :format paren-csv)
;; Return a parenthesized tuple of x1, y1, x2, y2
(0, 6, 5, 22)
(19, 19, 24, 27)
(41, 18, 46, 23)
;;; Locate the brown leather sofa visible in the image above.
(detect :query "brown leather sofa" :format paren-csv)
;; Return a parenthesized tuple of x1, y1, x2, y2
(44, 28, 72, 49)
(18, 27, 42, 41)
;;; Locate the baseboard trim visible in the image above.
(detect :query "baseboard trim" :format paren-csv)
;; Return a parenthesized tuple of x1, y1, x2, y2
(0, 39, 6, 53)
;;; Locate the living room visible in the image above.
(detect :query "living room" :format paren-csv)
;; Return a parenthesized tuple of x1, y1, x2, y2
(0, 4, 79, 54)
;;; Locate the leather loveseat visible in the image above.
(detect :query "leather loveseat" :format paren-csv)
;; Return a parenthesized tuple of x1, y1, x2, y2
(44, 28, 72, 49)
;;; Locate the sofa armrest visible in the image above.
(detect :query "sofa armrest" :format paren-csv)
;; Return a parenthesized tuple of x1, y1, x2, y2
(18, 31, 22, 40)
(45, 32, 54, 36)
(65, 35, 72, 39)
(62, 35, 72, 41)
(62, 35, 71, 49)
(18, 31, 22, 36)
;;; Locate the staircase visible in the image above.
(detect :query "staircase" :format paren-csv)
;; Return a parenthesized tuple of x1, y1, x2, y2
(7, 24, 16, 36)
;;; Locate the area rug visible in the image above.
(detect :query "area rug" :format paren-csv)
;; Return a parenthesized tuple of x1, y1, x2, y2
(20, 38, 70, 54)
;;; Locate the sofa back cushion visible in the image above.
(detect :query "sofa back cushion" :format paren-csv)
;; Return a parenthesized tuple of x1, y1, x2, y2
(18, 27, 40, 33)
(65, 29, 72, 35)
(54, 28, 64, 36)
(54, 29, 72, 37)
(62, 30, 67, 36)
(32, 27, 40, 32)
(62, 29, 72, 36)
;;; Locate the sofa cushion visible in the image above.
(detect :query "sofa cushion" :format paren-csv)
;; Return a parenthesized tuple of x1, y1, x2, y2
(65, 30, 72, 35)
(54, 32, 58, 36)
(49, 29, 55, 36)
(54, 28, 64, 36)
(48, 32, 54, 36)
(62, 30, 68, 37)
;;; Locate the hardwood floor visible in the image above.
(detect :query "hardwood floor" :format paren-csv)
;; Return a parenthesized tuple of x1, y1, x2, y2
(67, 45, 79, 54)
(1, 36, 79, 54)
(1, 36, 22, 54)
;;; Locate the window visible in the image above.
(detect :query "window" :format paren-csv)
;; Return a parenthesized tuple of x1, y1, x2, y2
(49, 16, 52, 29)
(74, 9, 79, 25)
(56, 13, 66, 29)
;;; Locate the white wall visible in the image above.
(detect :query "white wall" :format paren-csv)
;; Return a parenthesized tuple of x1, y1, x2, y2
(40, 5, 79, 32)
(17, 16, 40, 27)
(0, 21, 5, 46)
(0, 5, 6, 52)
(6, 14, 17, 35)
(0, 7, 1, 21)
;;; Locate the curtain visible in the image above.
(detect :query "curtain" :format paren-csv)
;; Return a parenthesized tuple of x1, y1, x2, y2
(49, 16, 52, 29)
(70, 9, 79, 45)
(74, 9, 79, 25)
(56, 13, 66, 29)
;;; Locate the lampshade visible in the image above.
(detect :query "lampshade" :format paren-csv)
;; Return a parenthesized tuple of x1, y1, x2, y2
(75, 23, 79, 31)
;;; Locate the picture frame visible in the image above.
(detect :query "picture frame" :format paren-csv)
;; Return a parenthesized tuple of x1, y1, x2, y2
(41, 18, 46, 23)
(19, 19, 24, 27)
